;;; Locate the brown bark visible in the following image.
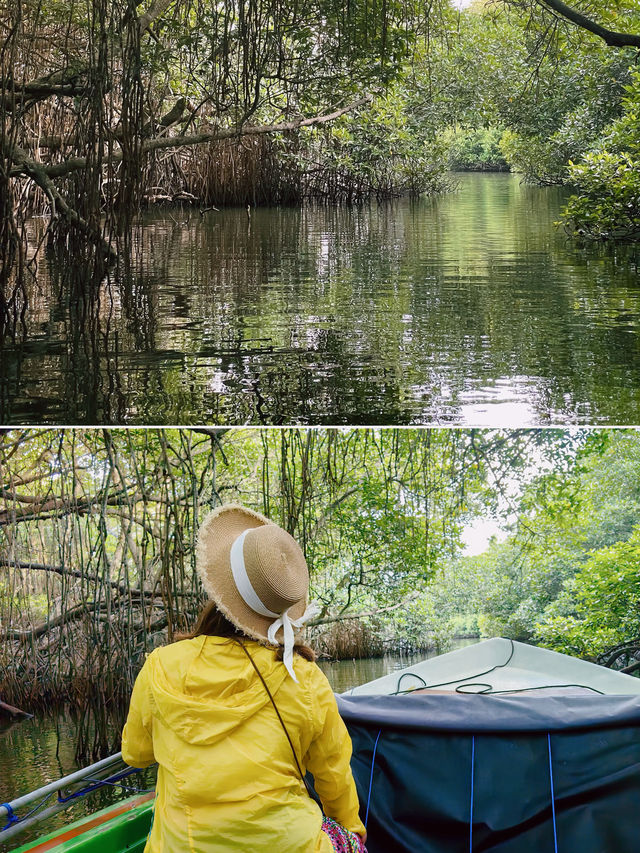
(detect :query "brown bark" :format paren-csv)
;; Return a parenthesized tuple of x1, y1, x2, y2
(0, 489, 137, 524)
(1, 602, 98, 639)
(0, 602, 173, 642)
(600, 641, 640, 669)
(137, 0, 176, 34)
(1, 139, 117, 262)
(0, 698, 33, 718)
(0, 558, 199, 600)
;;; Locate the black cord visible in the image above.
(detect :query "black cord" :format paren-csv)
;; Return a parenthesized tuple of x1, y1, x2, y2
(454, 683, 493, 694)
(392, 639, 607, 696)
(462, 683, 606, 696)
(392, 639, 516, 695)
(396, 672, 427, 692)
(235, 641, 314, 798)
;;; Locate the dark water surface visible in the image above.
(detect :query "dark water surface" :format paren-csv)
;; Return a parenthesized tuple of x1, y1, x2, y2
(3, 173, 640, 424)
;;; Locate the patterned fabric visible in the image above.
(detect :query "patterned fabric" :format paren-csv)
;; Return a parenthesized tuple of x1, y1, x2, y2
(321, 817, 367, 853)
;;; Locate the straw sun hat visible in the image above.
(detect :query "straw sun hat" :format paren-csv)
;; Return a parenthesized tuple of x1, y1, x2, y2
(195, 504, 318, 680)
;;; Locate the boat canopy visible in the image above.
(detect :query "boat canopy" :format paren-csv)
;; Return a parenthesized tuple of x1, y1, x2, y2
(336, 639, 640, 852)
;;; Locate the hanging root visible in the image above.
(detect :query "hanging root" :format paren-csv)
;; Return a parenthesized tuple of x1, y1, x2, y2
(3, 140, 118, 264)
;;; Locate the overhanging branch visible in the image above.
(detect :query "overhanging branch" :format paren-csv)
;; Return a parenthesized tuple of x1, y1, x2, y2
(11, 97, 370, 180)
(538, 0, 640, 48)
(2, 603, 98, 639)
(2, 139, 117, 261)
(0, 559, 199, 599)
(309, 593, 419, 627)
(137, 0, 176, 34)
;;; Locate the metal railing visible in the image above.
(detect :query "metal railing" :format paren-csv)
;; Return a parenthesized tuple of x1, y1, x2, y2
(0, 752, 150, 844)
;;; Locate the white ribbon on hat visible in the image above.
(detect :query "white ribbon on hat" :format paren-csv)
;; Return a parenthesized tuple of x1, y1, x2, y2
(230, 528, 319, 682)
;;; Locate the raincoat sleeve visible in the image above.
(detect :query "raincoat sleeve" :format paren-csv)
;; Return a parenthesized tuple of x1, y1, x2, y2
(304, 667, 366, 837)
(121, 654, 156, 768)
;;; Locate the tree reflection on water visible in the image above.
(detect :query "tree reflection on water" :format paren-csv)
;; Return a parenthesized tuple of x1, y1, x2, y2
(2, 174, 640, 425)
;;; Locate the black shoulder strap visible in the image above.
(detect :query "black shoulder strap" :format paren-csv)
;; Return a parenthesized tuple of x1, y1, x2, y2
(236, 640, 313, 798)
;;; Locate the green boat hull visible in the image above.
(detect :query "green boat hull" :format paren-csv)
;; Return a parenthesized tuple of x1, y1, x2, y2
(9, 794, 154, 853)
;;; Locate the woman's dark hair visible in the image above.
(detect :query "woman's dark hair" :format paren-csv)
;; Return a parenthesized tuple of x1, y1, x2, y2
(179, 600, 316, 662)
(182, 600, 245, 639)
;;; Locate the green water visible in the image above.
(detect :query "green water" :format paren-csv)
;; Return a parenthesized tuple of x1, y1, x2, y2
(318, 648, 452, 693)
(2, 174, 640, 425)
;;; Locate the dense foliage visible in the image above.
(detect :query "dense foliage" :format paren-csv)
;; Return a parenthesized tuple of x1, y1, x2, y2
(538, 529, 640, 659)
(435, 431, 640, 663)
(445, 127, 508, 172)
(560, 71, 640, 239)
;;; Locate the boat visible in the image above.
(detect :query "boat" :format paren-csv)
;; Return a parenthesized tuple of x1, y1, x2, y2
(3, 638, 640, 852)
(4, 793, 154, 853)
(1, 754, 155, 853)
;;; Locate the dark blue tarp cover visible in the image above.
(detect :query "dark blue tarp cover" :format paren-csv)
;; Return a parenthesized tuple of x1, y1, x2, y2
(336, 694, 640, 853)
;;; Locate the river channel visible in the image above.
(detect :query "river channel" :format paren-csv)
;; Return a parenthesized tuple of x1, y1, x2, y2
(2, 174, 640, 425)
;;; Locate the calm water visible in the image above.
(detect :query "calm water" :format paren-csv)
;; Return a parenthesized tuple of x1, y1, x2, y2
(2, 173, 640, 425)
(317, 647, 460, 693)
(0, 646, 472, 849)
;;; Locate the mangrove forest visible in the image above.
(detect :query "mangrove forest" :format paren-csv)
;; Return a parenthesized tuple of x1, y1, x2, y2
(3, 1, 640, 423)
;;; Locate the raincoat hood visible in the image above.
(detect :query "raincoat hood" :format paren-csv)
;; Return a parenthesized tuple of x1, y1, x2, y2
(147, 636, 290, 746)
(122, 633, 365, 853)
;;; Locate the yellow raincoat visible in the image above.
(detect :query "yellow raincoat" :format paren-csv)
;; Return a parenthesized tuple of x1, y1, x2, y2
(121, 636, 366, 853)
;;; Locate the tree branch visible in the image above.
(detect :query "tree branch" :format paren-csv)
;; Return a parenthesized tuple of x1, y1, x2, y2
(0, 558, 199, 599)
(0, 597, 182, 641)
(0, 698, 33, 719)
(598, 639, 640, 669)
(310, 485, 361, 539)
(0, 558, 114, 586)
(1, 139, 117, 262)
(137, 0, 176, 34)
(0, 488, 138, 524)
(0, 71, 92, 112)
(21, 97, 188, 151)
(538, 0, 640, 48)
(1, 602, 97, 639)
(14, 97, 370, 180)
(309, 593, 419, 627)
